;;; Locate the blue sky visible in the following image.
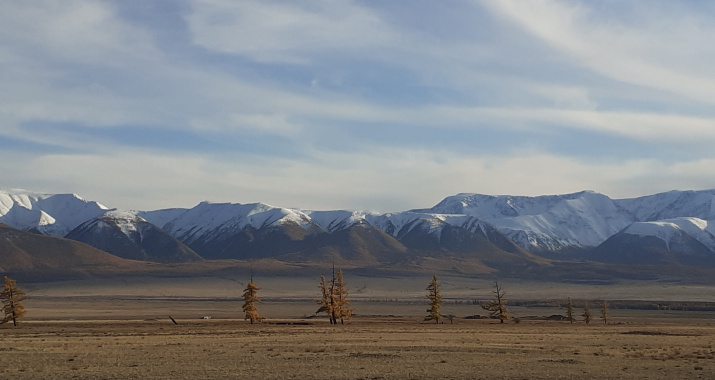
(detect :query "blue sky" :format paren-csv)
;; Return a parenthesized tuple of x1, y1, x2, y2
(2, 0, 715, 211)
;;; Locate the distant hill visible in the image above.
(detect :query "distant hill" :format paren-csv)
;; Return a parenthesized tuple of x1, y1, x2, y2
(0, 223, 144, 280)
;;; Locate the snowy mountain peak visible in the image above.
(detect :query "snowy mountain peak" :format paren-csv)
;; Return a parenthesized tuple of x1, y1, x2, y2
(103, 209, 145, 222)
(0, 188, 109, 236)
(304, 210, 381, 233)
(155, 201, 317, 244)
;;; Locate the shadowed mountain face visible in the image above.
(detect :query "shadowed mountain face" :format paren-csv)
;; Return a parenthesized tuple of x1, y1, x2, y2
(0, 223, 143, 280)
(186, 221, 320, 260)
(593, 231, 715, 266)
(296, 225, 411, 264)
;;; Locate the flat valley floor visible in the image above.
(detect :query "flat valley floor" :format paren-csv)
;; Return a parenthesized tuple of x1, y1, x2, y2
(1, 276, 714, 379)
(1, 316, 714, 379)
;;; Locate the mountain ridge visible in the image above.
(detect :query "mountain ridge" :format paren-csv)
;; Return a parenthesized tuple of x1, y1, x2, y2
(2, 188, 715, 276)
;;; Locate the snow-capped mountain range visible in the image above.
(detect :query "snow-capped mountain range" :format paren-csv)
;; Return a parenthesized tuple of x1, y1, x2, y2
(2, 188, 715, 266)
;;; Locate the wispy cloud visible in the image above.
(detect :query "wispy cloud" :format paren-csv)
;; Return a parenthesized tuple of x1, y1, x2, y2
(483, 0, 715, 105)
(1, 0, 714, 210)
(187, 0, 400, 64)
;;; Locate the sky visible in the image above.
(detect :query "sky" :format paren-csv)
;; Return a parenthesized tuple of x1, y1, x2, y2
(2, 0, 715, 212)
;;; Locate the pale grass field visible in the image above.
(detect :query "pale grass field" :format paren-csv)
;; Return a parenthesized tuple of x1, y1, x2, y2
(1, 316, 714, 379)
(1, 276, 714, 379)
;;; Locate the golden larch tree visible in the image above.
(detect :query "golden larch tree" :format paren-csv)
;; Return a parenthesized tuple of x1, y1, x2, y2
(332, 269, 353, 325)
(583, 301, 592, 324)
(316, 267, 353, 325)
(566, 297, 574, 323)
(482, 281, 510, 323)
(600, 300, 609, 325)
(316, 275, 335, 323)
(425, 274, 442, 324)
(1, 276, 26, 326)
(242, 276, 263, 324)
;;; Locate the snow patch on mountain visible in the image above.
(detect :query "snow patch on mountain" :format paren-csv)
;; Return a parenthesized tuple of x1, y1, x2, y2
(617, 190, 715, 221)
(162, 202, 317, 244)
(624, 217, 715, 252)
(625, 221, 683, 251)
(303, 210, 369, 233)
(102, 210, 147, 237)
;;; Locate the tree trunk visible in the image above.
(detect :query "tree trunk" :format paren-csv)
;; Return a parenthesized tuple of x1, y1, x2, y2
(11, 300, 17, 326)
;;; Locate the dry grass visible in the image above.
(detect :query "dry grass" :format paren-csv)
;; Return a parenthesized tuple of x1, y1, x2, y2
(1, 312, 714, 379)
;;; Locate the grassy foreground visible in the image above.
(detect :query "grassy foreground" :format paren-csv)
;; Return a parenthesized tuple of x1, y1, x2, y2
(1, 315, 713, 379)
(3, 277, 714, 379)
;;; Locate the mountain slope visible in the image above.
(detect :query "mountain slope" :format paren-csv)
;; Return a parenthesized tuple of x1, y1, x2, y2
(592, 218, 715, 266)
(0, 223, 143, 280)
(422, 191, 634, 252)
(153, 201, 323, 245)
(617, 190, 715, 221)
(296, 224, 411, 264)
(65, 210, 203, 263)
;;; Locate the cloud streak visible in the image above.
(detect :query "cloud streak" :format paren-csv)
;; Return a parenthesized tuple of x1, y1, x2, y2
(1, 0, 714, 211)
(484, 0, 715, 104)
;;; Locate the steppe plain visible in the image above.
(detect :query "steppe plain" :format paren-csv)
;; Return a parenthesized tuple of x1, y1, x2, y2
(1, 276, 714, 379)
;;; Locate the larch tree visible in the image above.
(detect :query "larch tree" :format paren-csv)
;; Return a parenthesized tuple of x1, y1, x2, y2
(566, 297, 575, 323)
(316, 275, 335, 324)
(600, 300, 609, 325)
(425, 274, 442, 324)
(1, 276, 26, 327)
(482, 281, 510, 323)
(242, 275, 263, 324)
(316, 267, 353, 325)
(582, 302, 592, 324)
(332, 269, 353, 325)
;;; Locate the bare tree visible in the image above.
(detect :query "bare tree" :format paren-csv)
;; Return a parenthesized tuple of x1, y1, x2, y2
(482, 281, 510, 323)
(600, 300, 609, 325)
(1, 276, 26, 326)
(566, 297, 574, 323)
(242, 275, 263, 324)
(582, 302, 592, 324)
(425, 274, 442, 324)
